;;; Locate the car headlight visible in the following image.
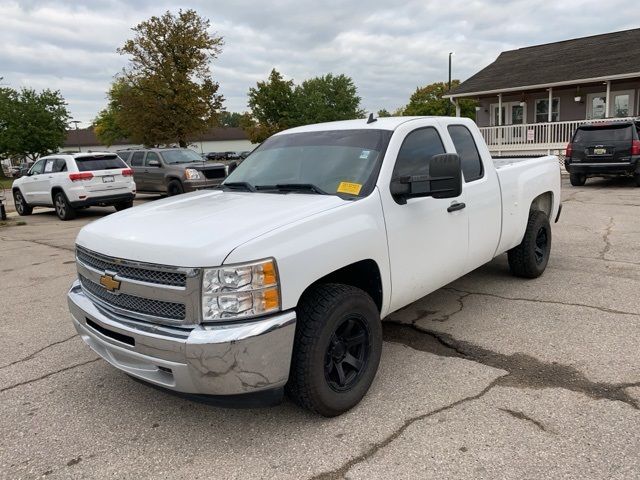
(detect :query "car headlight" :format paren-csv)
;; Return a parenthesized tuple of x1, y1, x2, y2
(202, 259, 280, 321)
(184, 168, 202, 180)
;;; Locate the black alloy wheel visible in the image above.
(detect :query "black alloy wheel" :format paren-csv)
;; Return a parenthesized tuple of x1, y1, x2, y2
(325, 316, 369, 392)
(534, 226, 549, 265)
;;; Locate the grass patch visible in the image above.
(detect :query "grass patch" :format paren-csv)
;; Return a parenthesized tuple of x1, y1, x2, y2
(0, 219, 25, 228)
(0, 178, 13, 190)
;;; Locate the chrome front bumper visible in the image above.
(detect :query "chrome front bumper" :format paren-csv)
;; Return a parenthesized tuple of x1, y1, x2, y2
(67, 280, 296, 396)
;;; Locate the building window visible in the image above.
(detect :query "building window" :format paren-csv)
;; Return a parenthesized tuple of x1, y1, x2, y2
(535, 98, 560, 123)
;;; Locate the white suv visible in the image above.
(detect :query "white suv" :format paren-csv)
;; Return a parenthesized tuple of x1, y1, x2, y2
(12, 152, 136, 221)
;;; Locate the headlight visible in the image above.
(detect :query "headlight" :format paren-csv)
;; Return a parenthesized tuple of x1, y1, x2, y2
(202, 259, 280, 321)
(184, 168, 202, 180)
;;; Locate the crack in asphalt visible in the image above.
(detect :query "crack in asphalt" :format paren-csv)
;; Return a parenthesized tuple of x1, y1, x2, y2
(600, 217, 614, 260)
(444, 287, 640, 318)
(310, 377, 504, 480)
(0, 334, 79, 370)
(382, 322, 640, 410)
(0, 358, 100, 394)
(498, 408, 551, 433)
(0, 236, 75, 253)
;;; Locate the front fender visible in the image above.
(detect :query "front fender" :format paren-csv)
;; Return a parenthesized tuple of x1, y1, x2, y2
(223, 189, 392, 316)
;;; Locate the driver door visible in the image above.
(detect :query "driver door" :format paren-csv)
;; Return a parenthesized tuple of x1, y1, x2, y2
(381, 125, 469, 312)
(20, 159, 48, 204)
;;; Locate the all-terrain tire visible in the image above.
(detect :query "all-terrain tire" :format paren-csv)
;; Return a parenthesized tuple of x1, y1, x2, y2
(13, 189, 33, 216)
(286, 283, 382, 417)
(634, 173, 640, 187)
(167, 180, 184, 196)
(508, 210, 551, 278)
(54, 191, 76, 221)
(569, 172, 586, 186)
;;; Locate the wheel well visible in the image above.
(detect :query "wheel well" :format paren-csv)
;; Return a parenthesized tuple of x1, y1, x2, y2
(530, 191, 553, 218)
(51, 186, 64, 203)
(303, 259, 383, 312)
(166, 177, 181, 185)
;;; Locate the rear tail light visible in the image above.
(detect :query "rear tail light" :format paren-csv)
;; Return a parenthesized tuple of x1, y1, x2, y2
(122, 168, 134, 177)
(69, 172, 94, 181)
(631, 140, 640, 155)
(565, 143, 573, 157)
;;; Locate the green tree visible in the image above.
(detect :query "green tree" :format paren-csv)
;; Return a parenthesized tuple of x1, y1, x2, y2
(244, 70, 364, 142)
(245, 69, 297, 143)
(293, 73, 364, 125)
(377, 108, 392, 117)
(93, 79, 130, 146)
(113, 9, 224, 147)
(0, 87, 70, 161)
(403, 80, 477, 118)
(216, 111, 244, 128)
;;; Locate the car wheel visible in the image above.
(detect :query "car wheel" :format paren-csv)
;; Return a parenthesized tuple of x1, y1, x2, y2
(114, 201, 134, 211)
(508, 210, 551, 278)
(286, 283, 382, 417)
(13, 190, 33, 216)
(569, 172, 586, 186)
(167, 180, 184, 196)
(54, 191, 76, 221)
(634, 173, 640, 187)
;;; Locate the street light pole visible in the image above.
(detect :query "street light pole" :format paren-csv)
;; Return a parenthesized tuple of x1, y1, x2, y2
(448, 52, 454, 115)
(71, 120, 81, 152)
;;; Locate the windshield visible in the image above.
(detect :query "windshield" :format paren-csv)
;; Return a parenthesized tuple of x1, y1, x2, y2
(574, 124, 634, 143)
(161, 149, 203, 164)
(223, 129, 392, 197)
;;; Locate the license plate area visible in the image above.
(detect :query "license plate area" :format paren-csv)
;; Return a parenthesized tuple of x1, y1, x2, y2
(592, 147, 609, 155)
(102, 175, 115, 183)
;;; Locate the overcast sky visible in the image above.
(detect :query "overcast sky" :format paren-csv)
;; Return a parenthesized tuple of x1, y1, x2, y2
(0, 0, 637, 127)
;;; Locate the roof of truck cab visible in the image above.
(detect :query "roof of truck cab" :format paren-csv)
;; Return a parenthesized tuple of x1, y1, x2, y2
(279, 116, 443, 134)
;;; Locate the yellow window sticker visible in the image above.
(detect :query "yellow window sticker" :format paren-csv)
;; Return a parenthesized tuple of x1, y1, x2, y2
(337, 181, 362, 195)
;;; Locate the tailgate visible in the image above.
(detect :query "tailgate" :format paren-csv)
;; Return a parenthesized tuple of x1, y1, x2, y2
(74, 155, 133, 193)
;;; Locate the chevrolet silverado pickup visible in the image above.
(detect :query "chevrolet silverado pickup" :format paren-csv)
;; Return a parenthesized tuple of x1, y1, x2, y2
(68, 116, 561, 416)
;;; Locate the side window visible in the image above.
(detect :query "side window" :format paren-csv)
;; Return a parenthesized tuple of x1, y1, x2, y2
(130, 151, 144, 167)
(118, 152, 132, 163)
(53, 159, 68, 172)
(30, 159, 46, 175)
(392, 127, 446, 178)
(448, 125, 483, 182)
(145, 152, 160, 166)
(44, 159, 56, 173)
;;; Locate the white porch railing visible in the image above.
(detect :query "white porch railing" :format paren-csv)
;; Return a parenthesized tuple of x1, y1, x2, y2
(479, 117, 637, 155)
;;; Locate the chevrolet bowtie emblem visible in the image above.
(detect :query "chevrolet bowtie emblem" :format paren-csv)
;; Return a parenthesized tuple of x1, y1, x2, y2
(99, 274, 121, 292)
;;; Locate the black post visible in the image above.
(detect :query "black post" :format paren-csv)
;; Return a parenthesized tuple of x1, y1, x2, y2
(447, 52, 453, 116)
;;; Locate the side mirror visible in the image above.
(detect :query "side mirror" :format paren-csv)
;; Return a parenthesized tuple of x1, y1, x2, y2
(390, 153, 462, 204)
(148, 159, 161, 167)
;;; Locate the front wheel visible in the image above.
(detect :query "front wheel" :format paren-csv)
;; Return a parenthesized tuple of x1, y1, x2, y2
(508, 210, 551, 278)
(54, 191, 76, 221)
(569, 172, 586, 186)
(167, 180, 184, 196)
(286, 283, 382, 417)
(13, 190, 32, 216)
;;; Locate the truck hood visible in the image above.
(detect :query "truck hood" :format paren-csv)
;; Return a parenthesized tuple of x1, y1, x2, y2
(76, 190, 346, 267)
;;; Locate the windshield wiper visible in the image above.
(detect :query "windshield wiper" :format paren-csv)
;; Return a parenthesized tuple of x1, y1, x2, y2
(255, 183, 329, 195)
(221, 181, 256, 192)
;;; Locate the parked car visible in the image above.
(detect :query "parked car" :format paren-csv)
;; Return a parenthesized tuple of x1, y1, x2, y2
(117, 148, 227, 196)
(239, 150, 253, 159)
(68, 116, 561, 416)
(565, 119, 640, 186)
(12, 152, 135, 220)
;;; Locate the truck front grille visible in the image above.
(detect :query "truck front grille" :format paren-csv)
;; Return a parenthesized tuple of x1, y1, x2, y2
(76, 246, 186, 287)
(79, 275, 186, 321)
(200, 167, 226, 180)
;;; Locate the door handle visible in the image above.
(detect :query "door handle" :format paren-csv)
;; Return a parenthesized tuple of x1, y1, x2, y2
(447, 202, 466, 213)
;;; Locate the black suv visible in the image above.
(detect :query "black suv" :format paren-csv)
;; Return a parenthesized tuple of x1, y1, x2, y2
(565, 120, 640, 186)
(117, 148, 228, 196)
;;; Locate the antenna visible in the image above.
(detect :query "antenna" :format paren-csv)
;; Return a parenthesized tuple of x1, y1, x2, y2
(367, 113, 377, 124)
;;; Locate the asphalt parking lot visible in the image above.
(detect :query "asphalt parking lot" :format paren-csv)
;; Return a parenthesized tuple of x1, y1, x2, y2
(1, 177, 639, 479)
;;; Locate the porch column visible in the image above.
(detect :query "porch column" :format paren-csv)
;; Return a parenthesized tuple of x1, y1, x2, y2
(498, 94, 503, 126)
(454, 99, 461, 117)
(605, 80, 611, 117)
(547, 88, 552, 154)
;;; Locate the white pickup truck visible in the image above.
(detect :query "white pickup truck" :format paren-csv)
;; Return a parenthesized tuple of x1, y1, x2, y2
(68, 116, 561, 416)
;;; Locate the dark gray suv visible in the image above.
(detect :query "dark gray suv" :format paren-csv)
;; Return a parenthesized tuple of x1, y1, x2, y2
(117, 148, 228, 195)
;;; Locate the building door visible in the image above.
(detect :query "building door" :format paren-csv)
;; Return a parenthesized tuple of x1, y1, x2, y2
(611, 90, 635, 117)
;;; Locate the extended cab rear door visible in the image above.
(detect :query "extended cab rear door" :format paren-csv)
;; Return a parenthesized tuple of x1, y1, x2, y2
(379, 121, 469, 312)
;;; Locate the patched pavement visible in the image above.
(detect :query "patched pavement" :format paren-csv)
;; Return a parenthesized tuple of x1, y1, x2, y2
(0, 177, 638, 479)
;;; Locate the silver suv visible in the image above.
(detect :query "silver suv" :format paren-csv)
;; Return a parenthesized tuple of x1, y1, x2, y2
(117, 148, 228, 196)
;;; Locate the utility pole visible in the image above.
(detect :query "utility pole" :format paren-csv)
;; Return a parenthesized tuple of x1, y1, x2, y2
(71, 120, 81, 152)
(448, 52, 454, 116)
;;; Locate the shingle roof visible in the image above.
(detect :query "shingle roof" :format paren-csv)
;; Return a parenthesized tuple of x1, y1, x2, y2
(64, 127, 248, 147)
(450, 28, 640, 96)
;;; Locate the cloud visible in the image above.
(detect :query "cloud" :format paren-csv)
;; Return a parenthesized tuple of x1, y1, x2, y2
(0, 0, 636, 126)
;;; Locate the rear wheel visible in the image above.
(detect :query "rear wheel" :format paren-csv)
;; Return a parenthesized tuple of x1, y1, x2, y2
(508, 210, 551, 278)
(634, 173, 640, 187)
(54, 191, 76, 221)
(167, 180, 184, 196)
(286, 283, 382, 417)
(13, 190, 32, 216)
(114, 200, 134, 211)
(569, 172, 586, 186)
